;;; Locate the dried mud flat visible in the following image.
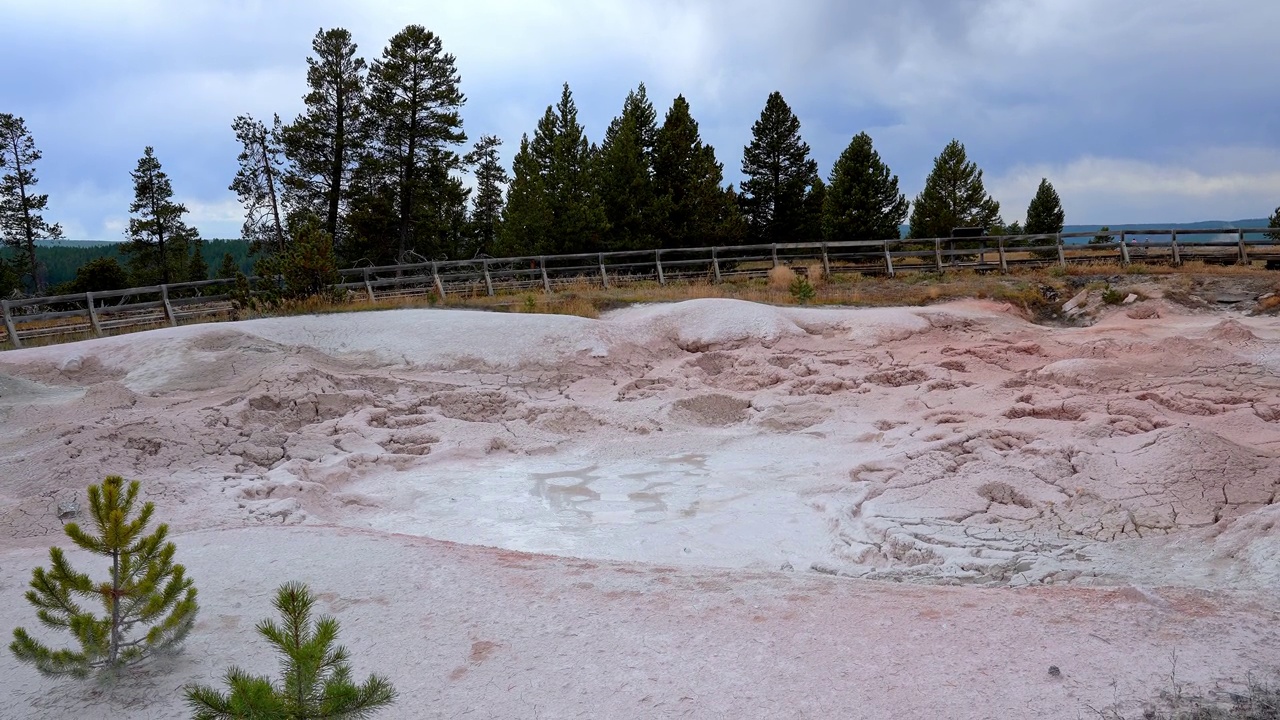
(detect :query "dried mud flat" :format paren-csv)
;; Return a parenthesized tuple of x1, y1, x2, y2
(1, 296, 1279, 719)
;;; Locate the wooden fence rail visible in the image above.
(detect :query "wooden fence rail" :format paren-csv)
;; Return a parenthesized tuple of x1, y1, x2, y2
(3, 228, 1278, 348)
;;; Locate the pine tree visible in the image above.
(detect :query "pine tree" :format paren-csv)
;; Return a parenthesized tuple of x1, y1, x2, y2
(1089, 225, 1115, 245)
(10, 476, 198, 678)
(596, 84, 659, 251)
(66, 257, 130, 293)
(361, 24, 467, 262)
(908, 139, 1001, 239)
(230, 114, 288, 256)
(822, 132, 908, 242)
(497, 134, 550, 257)
(500, 84, 606, 256)
(0, 257, 20, 296)
(282, 28, 367, 244)
(739, 92, 819, 243)
(122, 147, 198, 285)
(464, 135, 507, 256)
(1267, 206, 1280, 242)
(1024, 178, 1065, 235)
(0, 114, 62, 292)
(185, 581, 396, 720)
(187, 237, 210, 282)
(800, 177, 826, 241)
(652, 95, 743, 248)
(280, 215, 340, 299)
(217, 252, 239, 279)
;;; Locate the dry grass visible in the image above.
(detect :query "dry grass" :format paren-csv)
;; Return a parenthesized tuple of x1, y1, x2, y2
(767, 265, 797, 290)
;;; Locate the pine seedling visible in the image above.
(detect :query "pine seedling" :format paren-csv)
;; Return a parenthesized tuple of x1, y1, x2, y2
(10, 475, 198, 678)
(185, 581, 397, 720)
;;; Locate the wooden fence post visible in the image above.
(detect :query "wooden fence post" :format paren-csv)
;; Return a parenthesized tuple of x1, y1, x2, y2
(1119, 231, 1130, 264)
(432, 261, 446, 298)
(1238, 229, 1249, 265)
(933, 238, 943, 272)
(482, 259, 495, 296)
(85, 292, 102, 337)
(1171, 230, 1181, 265)
(160, 285, 177, 326)
(820, 243, 831, 278)
(2, 299, 19, 348)
(1056, 234, 1066, 267)
(655, 250, 666, 285)
(598, 254, 609, 289)
(363, 268, 375, 302)
(997, 237, 1008, 273)
(771, 244, 779, 268)
(711, 247, 722, 283)
(540, 257, 551, 293)
(882, 241, 895, 277)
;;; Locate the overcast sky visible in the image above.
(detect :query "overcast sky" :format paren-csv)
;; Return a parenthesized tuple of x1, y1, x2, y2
(4, 0, 1279, 240)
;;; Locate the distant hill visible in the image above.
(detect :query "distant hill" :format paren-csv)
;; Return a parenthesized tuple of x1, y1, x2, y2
(2, 239, 252, 288)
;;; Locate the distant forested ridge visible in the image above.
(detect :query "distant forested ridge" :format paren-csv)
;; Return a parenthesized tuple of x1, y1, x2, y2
(0, 239, 251, 289)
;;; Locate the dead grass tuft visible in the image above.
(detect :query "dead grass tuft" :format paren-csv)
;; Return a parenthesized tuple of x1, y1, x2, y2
(767, 265, 797, 290)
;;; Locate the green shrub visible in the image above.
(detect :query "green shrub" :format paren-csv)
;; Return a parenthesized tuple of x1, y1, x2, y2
(1102, 287, 1126, 305)
(789, 276, 816, 304)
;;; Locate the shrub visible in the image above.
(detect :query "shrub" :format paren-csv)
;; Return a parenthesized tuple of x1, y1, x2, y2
(9, 476, 198, 678)
(1101, 287, 1125, 305)
(64, 257, 131, 294)
(280, 218, 340, 301)
(789, 276, 817, 304)
(185, 581, 396, 719)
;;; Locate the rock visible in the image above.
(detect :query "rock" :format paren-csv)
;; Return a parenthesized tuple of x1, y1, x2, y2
(1062, 289, 1089, 312)
(1048, 665, 1061, 678)
(1123, 294, 1138, 304)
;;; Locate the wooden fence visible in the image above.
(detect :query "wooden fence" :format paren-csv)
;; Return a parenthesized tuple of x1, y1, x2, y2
(4, 227, 1278, 349)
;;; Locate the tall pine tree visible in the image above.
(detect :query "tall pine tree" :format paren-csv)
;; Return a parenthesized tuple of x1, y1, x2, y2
(595, 84, 659, 251)
(908, 139, 1001, 239)
(822, 132, 908, 242)
(282, 28, 366, 245)
(230, 114, 288, 256)
(652, 96, 743, 248)
(464, 135, 507, 256)
(0, 114, 62, 293)
(739, 92, 819, 243)
(122, 147, 198, 286)
(360, 25, 467, 262)
(1023, 178, 1065, 234)
(500, 84, 605, 256)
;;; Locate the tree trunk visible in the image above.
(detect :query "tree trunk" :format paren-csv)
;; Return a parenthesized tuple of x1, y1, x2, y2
(8, 133, 41, 292)
(260, 125, 286, 254)
(327, 82, 345, 242)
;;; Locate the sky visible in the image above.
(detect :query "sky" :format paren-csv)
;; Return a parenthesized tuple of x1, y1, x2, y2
(2, 0, 1279, 241)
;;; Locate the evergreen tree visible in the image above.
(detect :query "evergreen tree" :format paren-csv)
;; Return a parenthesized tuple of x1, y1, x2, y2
(464, 135, 507, 256)
(0, 257, 19, 296)
(595, 84, 659, 251)
(652, 95, 744, 248)
(822, 132, 908, 242)
(122, 147, 198, 285)
(739, 92, 819, 243)
(279, 215, 340, 299)
(1024, 178, 1065, 235)
(282, 28, 366, 245)
(500, 84, 606, 256)
(908, 139, 1001, 239)
(1089, 225, 1115, 245)
(1267, 206, 1280, 242)
(230, 114, 288, 256)
(187, 238, 210, 282)
(185, 581, 396, 720)
(217, 252, 239, 279)
(360, 25, 467, 262)
(0, 114, 62, 292)
(10, 476, 198, 678)
(800, 177, 826, 241)
(497, 134, 550, 257)
(65, 257, 130, 294)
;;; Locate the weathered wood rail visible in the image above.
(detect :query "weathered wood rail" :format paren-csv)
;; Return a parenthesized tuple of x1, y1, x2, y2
(3, 228, 1278, 348)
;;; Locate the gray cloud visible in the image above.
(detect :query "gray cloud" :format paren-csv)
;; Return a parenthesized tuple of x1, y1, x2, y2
(3, 0, 1278, 239)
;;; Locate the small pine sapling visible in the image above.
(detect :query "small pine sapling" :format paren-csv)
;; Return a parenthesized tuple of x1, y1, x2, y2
(10, 476, 199, 677)
(185, 581, 397, 719)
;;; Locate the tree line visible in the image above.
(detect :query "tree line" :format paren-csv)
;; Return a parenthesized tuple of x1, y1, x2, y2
(12, 22, 1280, 299)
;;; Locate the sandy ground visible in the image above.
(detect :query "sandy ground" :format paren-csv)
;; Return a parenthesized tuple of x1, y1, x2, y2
(1, 296, 1278, 719)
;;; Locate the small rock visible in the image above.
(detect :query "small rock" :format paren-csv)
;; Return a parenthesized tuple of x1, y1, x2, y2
(1062, 289, 1089, 312)
(1048, 665, 1062, 678)
(1123, 294, 1138, 304)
